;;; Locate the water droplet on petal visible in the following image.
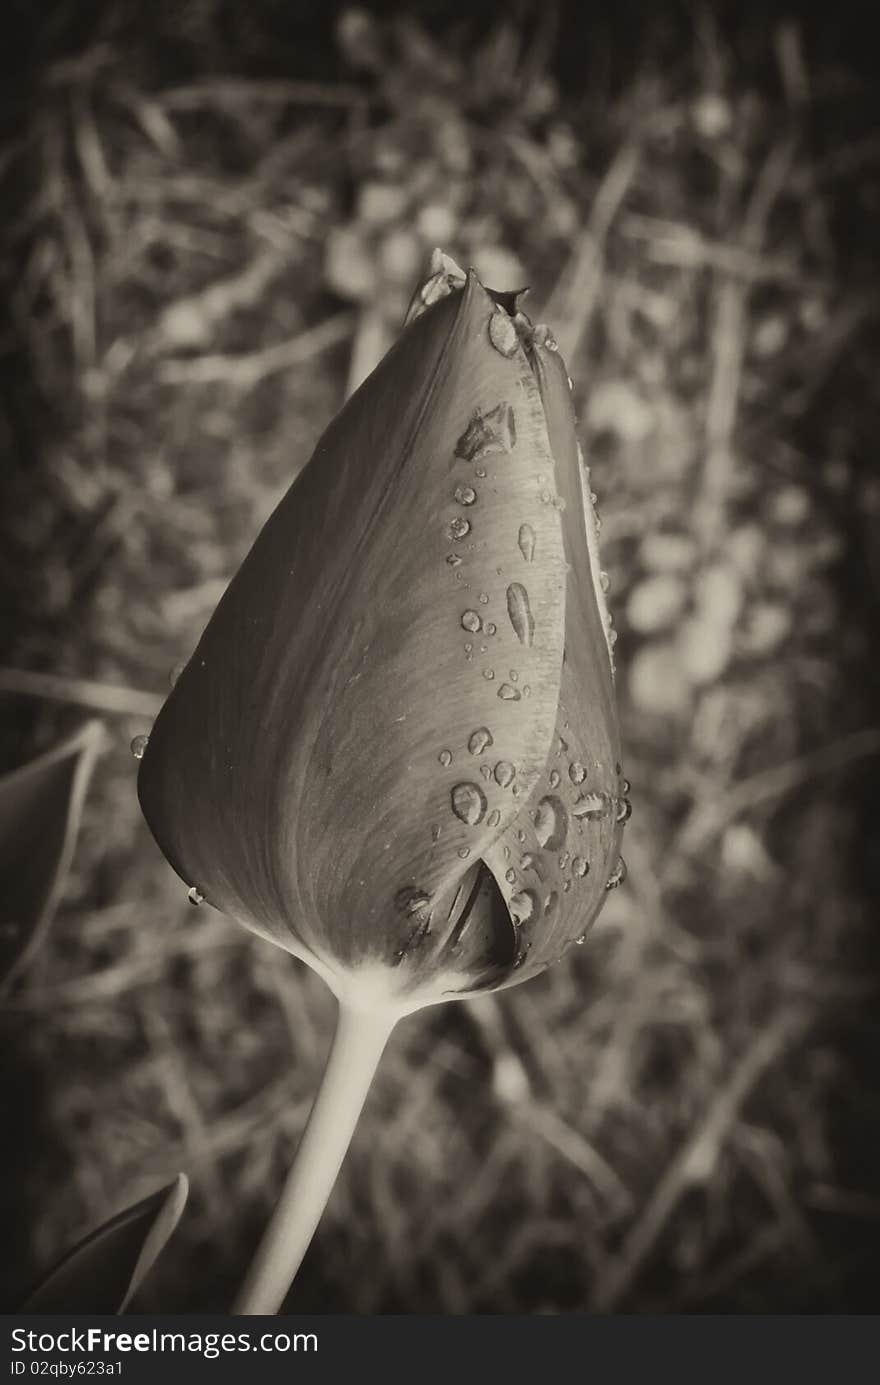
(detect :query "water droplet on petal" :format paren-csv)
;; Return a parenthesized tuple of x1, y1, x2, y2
(494, 761, 515, 788)
(438, 749, 453, 766)
(606, 857, 628, 890)
(522, 685, 531, 697)
(535, 796, 568, 850)
(480, 764, 493, 781)
(187, 886, 204, 906)
(506, 583, 535, 646)
(569, 761, 587, 785)
(574, 930, 586, 943)
(488, 310, 519, 357)
(395, 886, 432, 916)
(572, 792, 605, 820)
(479, 591, 490, 604)
(458, 847, 471, 859)
(130, 734, 149, 760)
(621, 777, 631, 795)
(447, 517, 471, 541)
(431, 824, 441, 842)
(545, 892, 558, 914)
(616, 797, 632, 824)
(451, 782, 488, 826)
(483, 668, 495, 681)
(461, 610, 482, 633)
(497, 683, 521, 701)
(572, 857, 590, 879)
(486, 622, 497, 635)
(600, 570, 611, 593)
(468, 727, 494, 755)
(446, 554, 462, 567)
(559, 851, 570, 870)
(487, 809, 501, 827)
(549, 770, 561, 789)
(509, 889, 538, 923)
(517, 523, 536, 563)
(454, 484, 477, 505)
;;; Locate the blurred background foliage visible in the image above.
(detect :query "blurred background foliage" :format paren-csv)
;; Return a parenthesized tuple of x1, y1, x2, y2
(1, 0, 879, 1312)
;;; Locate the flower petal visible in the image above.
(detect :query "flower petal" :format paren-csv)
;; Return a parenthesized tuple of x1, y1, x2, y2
(481, 336, 625, 982)
(139, 275, 568, 997)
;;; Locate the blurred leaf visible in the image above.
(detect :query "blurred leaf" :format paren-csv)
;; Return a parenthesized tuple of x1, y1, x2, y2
(21, 1174, 188, 1313)
(0, 719, 107, 987)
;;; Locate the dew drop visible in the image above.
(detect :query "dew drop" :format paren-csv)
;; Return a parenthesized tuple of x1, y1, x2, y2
(468, 727, 494, 755)
(487, 809, 501, 828)
(488, 310, 519, 357)
(545, 892, 558, 915)
(506, 583, 535, 646)
(535, 795, 568, 851)
(431, 824, 441, 842)
(600, 570, 611, 593)
(549, 769, 561, 789)
(517, 523, 536, 563)
(447, 517, 471, 541)
(479, 591, 489, 604)
(395, 886, 432, 916)
(572, 792, 605, 820)
(451, 782, 488, 826)
(574, 931, 586, 943)
(187, 886, 204, 907)
(522, 685, 531, 697)
(505, 868, 517, 884)
(438, 749, 453, 767)
(486, 622, 497, 635)
(559, 851, 570, 869)
(130, 734, 149, 760)
(454, 484, 477, 506)
(509, 670, 518, 681)
(569, 761, 587, 785)
(475, 466, 487, 478)
(563, 880, 572, 893)
(517, 829, 526, 844)
(509, 889, 538, 924)
(480, 765, 493, 781)
(461, 610, 482, 633)
(572, 856, 590, 879)
(616, 797, 632, 824)
(458, 847, 471, 859)
(497, 683, 521, 701)
(483, 668, 495, 681)
(494, 761, 515, 787)
(446, 554, 462, 567)
(606, 857, 628, 890)
(622, 777, 631, 795)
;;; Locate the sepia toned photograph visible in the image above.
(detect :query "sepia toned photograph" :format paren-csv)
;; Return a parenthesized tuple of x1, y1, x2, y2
(1, 0, 878, 1323)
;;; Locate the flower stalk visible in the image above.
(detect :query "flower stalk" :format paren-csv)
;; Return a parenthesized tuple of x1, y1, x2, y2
(233, 1002, 396, 1315)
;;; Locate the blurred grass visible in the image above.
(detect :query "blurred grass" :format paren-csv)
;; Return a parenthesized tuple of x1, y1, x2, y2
(1, 0, 879, 1312)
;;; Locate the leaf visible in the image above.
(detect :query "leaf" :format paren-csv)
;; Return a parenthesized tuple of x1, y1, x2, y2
(21, 1173, 188, 1313)
(0, 719, 107, 988)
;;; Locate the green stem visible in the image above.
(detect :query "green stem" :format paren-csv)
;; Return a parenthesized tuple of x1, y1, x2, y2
(232, 1001, 395, 1315)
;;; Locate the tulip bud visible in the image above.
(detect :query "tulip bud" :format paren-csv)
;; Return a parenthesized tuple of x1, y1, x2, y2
(137, 251, 629, 1312)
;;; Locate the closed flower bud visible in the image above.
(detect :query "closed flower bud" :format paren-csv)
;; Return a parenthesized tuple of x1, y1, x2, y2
(137, 252, 628, 1312)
